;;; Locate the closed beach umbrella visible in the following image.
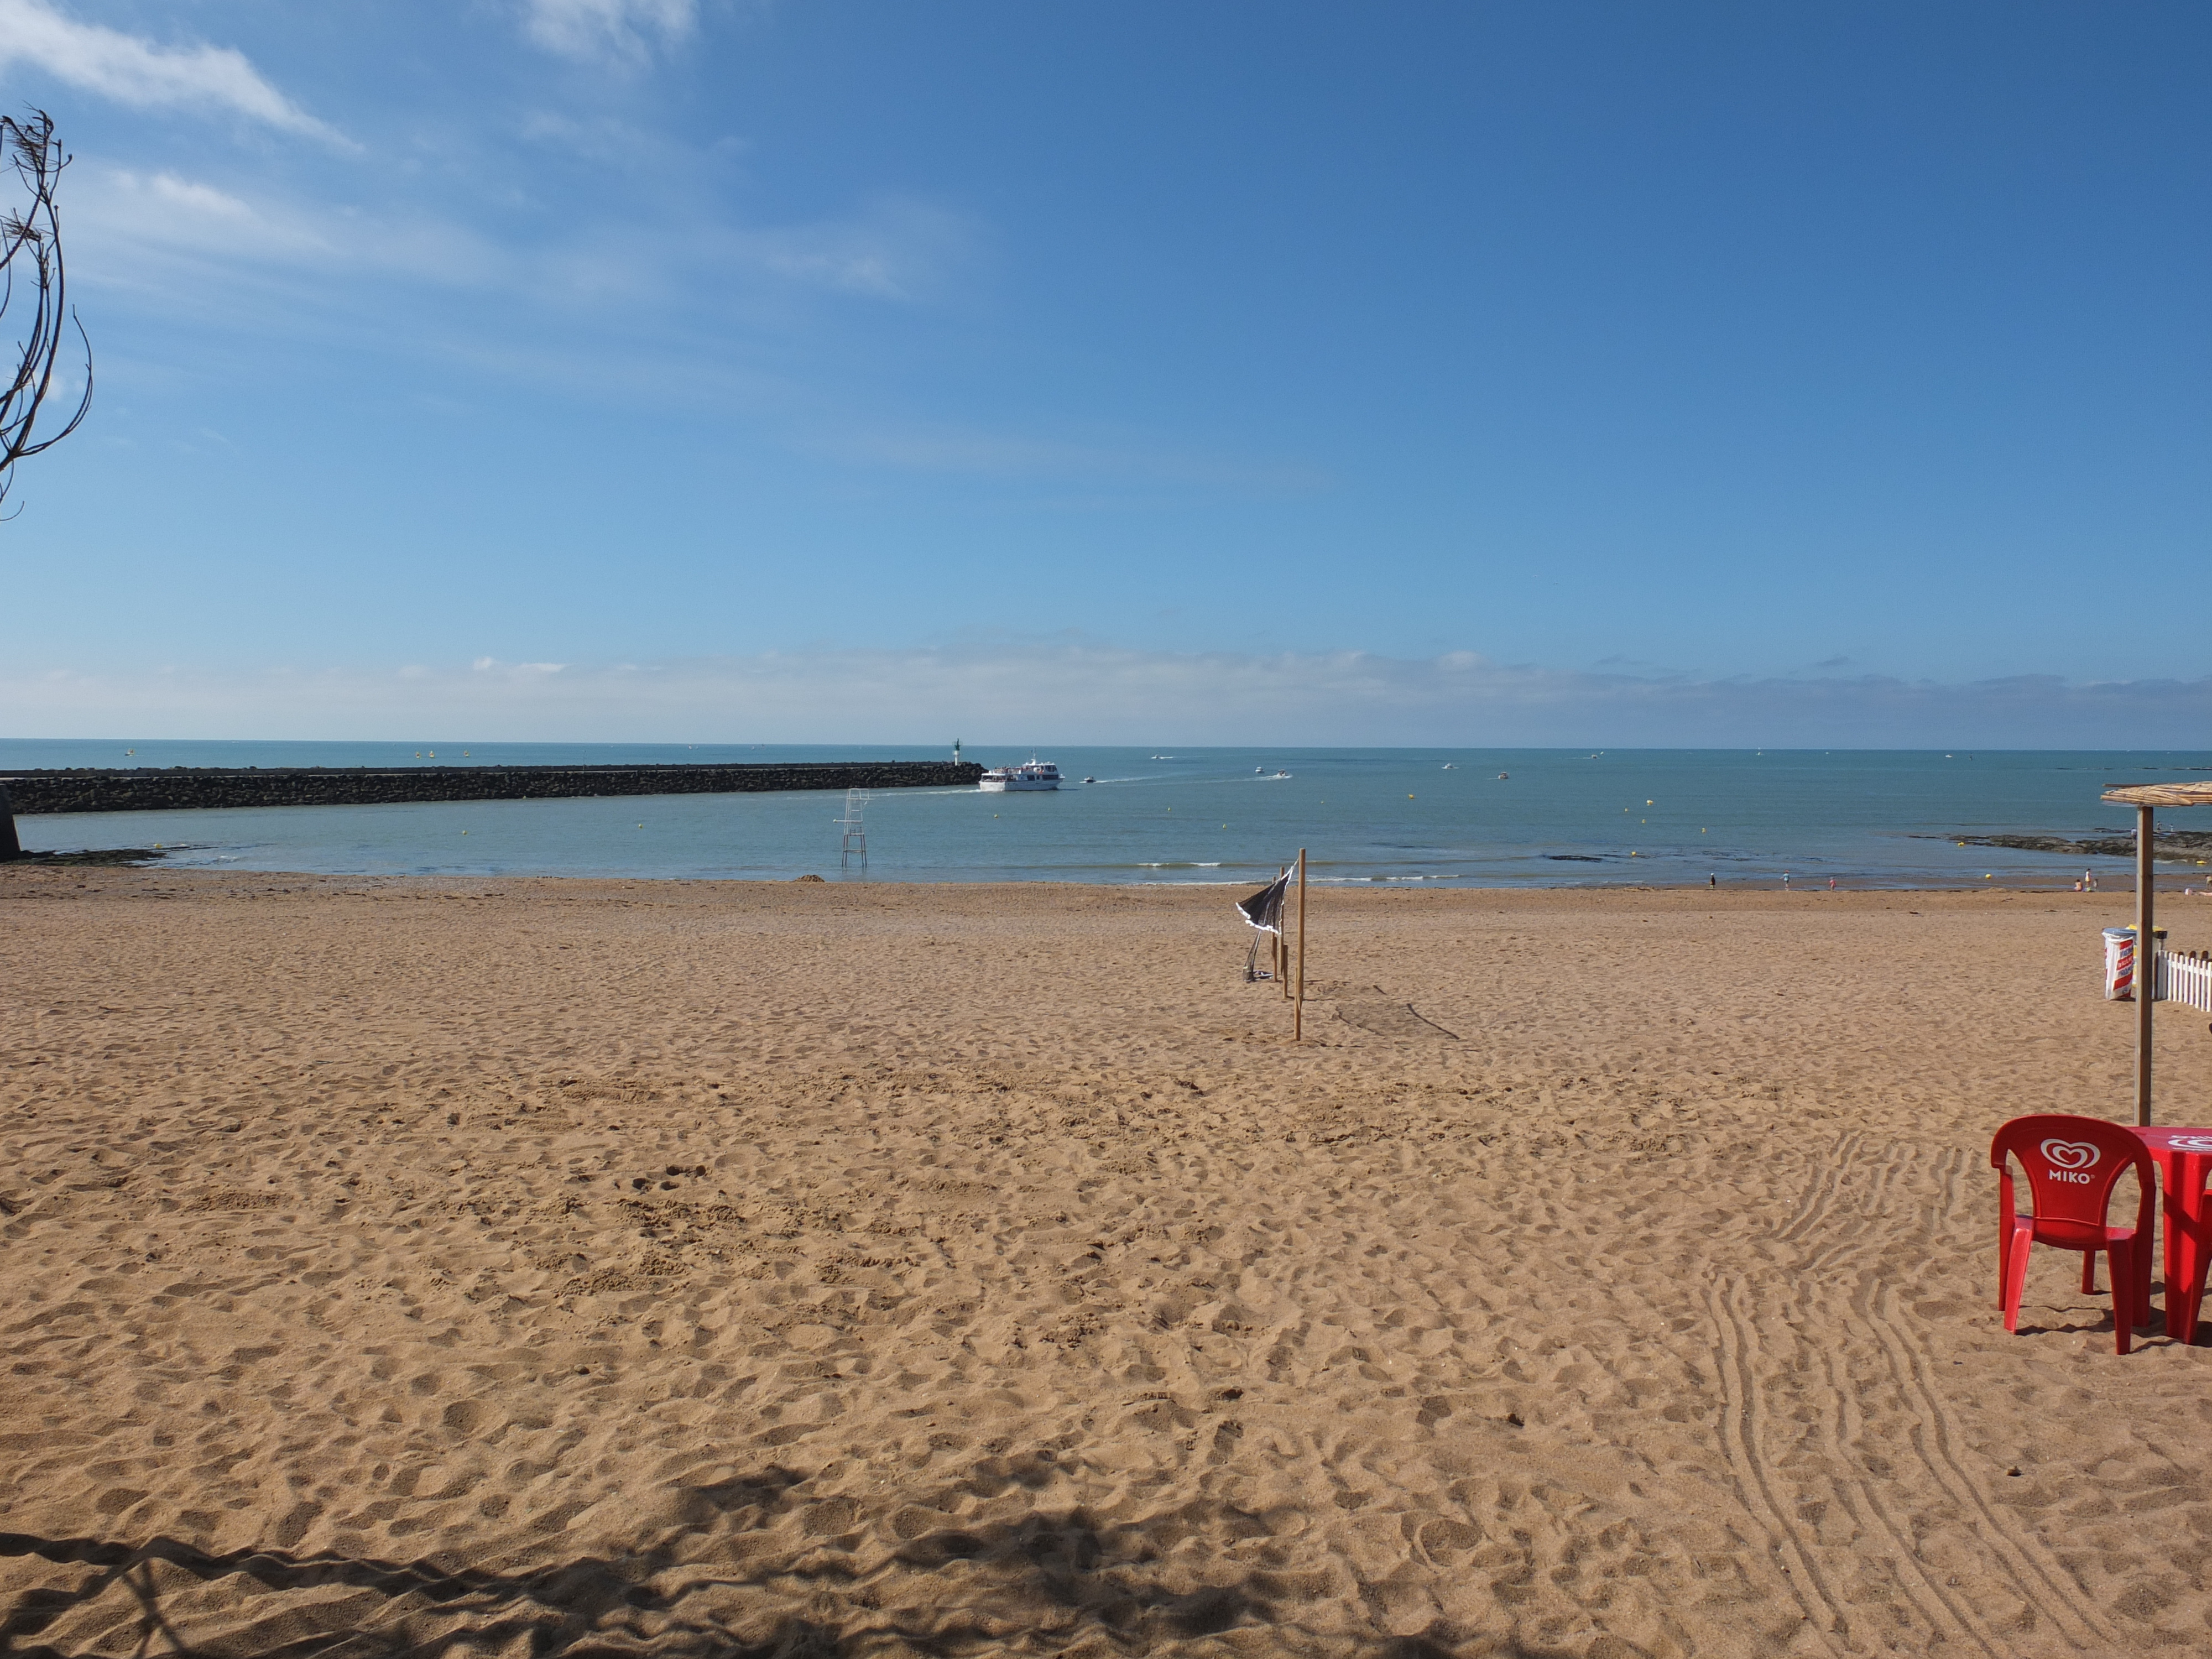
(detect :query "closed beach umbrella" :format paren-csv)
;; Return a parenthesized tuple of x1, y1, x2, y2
(2098, 780, 2212, 1124)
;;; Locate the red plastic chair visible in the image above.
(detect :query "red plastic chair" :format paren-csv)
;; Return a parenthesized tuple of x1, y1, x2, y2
(1992, 1114, 2156, 1354)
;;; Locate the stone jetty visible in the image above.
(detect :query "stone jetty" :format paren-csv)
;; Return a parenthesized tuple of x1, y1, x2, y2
(1, 761, 982, 822)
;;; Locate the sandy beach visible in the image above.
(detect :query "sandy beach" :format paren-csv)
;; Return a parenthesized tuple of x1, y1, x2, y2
(6, 867, 2212, 1657)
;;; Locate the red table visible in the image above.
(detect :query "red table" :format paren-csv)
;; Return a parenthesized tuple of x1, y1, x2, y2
(2132, 1127, 2212, 1344)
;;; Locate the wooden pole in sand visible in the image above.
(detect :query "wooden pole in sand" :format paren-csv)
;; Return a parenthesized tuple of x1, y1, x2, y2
(2136, 803, 2155, 1127)
(0, 784, 19, 860)
(1293, 847, 1307, 1043)
(1277, 865, 1288, 997)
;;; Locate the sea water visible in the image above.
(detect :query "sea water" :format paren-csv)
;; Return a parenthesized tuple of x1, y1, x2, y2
(4, 739, 2209, 888)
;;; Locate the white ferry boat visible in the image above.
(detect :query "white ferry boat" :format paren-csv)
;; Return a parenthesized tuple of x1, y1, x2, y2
(979, 758, 1061, 792)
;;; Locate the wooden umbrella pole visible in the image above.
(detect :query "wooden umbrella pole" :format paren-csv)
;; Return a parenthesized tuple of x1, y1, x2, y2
(2137, 803, 2155, 1127)
(1293, 848, 1307, 1044)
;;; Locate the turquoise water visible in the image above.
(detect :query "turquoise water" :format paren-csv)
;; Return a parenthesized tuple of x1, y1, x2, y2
(5, 740, 2210, 888)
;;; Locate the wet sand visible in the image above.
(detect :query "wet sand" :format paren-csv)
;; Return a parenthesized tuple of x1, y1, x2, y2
(5, 867, 2212, 1656)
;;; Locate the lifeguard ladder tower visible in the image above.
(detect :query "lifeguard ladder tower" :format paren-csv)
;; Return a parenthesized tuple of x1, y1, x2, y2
(834, 789, 870, 870)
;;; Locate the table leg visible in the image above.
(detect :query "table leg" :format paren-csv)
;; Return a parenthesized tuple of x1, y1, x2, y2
(2176, 1158, 2211, 1346)
(2163, 1160, 2185, 1338)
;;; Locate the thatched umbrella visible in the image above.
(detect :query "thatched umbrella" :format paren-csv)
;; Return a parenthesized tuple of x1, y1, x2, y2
(2099, 781, 2212, 1124)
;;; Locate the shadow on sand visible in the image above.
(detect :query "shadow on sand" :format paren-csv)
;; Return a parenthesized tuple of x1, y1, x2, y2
(0, 1452, 1535, 1658)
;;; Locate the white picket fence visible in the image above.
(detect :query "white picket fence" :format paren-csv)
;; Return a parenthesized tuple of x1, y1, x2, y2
(2161, 949, 2212, 1014)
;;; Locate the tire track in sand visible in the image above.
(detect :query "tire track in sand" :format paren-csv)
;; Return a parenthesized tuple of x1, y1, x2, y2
(1705, 1274, 1849, 1654)
(1817, 1142, 2112, 1650)
(1736, 1138, 2114, 1653)
(1796, 1267, 2011, 1657)
(1860, 1144, 2112, 1651)
(1775, 1133, 1865, 1246)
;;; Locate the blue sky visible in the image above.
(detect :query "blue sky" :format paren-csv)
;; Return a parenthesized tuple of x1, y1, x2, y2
(0, 1, 2206, 744)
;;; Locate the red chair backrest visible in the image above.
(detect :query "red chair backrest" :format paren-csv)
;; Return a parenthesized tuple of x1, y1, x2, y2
(1990, 1114, 2153, 1249)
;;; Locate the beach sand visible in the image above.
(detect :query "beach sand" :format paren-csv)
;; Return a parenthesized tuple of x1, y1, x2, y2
(5, 867, 2212, 1657)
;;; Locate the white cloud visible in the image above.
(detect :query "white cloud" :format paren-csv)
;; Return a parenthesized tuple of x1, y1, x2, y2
(86, 168, 325, 259)
(7, 644, 2211, 748)
(0, 0, 348, 144)
(813, 420, 1323, 492)
(70, 166, 506, 294)
(521, 0, 697, 64)
(63, 166, 989, 430)
(715, 198, 978, 302)
(70, 160, 968, 320)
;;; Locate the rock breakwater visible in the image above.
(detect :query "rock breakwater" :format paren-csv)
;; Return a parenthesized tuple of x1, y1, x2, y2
(1949, 830, 2212, 860)
(1, 761, 982, 817)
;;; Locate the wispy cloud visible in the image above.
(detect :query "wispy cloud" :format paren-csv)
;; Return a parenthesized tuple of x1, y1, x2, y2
(814, 422, 1328, 492)
(9, 645, 2211, 748)
(0, 0, 348, 145)
(84, 169, 327, 260)
(70, 165, 969, 316)
(520, 0, 698, 65)
(720, 199, 973, 301)
(68, 166, 507, 303)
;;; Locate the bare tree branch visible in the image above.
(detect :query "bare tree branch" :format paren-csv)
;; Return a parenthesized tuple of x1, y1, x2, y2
(1, 108, 93, 519)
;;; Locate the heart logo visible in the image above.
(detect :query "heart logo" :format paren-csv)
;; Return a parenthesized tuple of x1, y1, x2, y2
(2169, 1134, 2212, 1152)
(2041, 1139, 2101, 1171)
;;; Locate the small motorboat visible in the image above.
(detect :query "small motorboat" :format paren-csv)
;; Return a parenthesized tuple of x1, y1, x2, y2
(1497, 772, 1510, 780)
(1082, 776, 1095, 784)
(1273, 770, 1293, 779)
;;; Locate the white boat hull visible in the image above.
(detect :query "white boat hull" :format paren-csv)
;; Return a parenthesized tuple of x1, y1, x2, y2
(979, 756, 1061, 791)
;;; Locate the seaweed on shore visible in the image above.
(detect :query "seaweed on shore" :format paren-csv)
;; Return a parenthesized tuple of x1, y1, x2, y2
(1933, 831, 2212, 860)
(2, 846, 167, 867)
